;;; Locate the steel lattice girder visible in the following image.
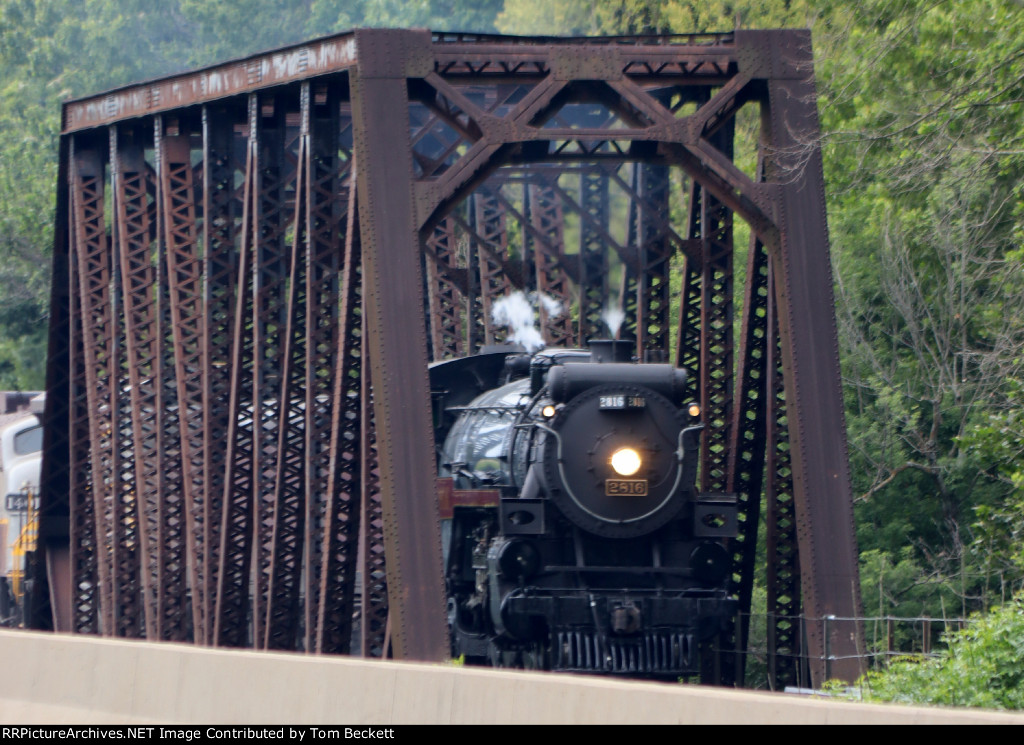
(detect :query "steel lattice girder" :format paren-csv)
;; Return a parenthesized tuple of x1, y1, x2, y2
(201, 101, 247, 646)
(36, 28, 863, 685)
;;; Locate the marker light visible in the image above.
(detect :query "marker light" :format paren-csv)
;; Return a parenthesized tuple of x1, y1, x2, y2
(541, 405, 557, 418)
(610, 448, 642, 477)
(687, 403, 701, 418)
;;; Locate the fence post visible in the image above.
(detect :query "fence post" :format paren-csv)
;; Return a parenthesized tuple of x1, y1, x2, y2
(824, 615, 832, 682)
(735, 609, 743, 686)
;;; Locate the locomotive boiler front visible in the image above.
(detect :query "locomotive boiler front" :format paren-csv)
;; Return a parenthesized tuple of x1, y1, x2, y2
(533, 360, 700, 539)
(435, 342, 738, 678)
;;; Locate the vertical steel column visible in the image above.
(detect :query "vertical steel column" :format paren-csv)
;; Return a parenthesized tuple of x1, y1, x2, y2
(723, 233, 771, 686)
(304, 87, 351, 652)
(765, 263, 802, 689)
(519, 183, 537, 297)
(635, 165, 673, 358)
(314, 159, 362, 655)
(578, 169, 610, 342)
(423, 218, 466, 360)
(214, 95, 259, 648)
(359, 349, 388, 658)
(113, 124, 173, 639)
(675, 242, 703, 405)
(529, 178, 573, 346)
(465, 201, 486, 354)
(201, 102, 246, 645)
(348, 28, 448, 661)
(249, 92, 297, 650)
(473, 186, 512, 345)
(71, 139, 120, 636)
(620, 165, 641, 347)
(108, 130, 141, 638)
(67, 138, 100, 635)
(157, 117, 204, 642)
(750, 28, 863, 684)
(698, 198, 734, 492)
(264, 84, 310, 650)
(152, 117, 186, 643)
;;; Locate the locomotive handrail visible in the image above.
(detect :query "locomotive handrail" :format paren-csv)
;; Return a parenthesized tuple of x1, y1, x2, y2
(444, 405, 523, 415)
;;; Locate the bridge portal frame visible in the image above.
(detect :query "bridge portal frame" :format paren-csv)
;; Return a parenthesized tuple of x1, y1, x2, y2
(33, 28, 862, 688)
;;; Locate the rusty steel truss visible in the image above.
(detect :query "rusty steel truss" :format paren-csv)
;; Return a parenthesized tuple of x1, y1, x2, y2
(31, 28, 863, 688)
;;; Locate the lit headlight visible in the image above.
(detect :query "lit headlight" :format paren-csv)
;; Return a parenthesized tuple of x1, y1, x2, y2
(541, 404, 556, 418)
(610, 447, 642, 476)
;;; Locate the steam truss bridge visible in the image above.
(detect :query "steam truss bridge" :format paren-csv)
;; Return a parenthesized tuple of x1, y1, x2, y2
(31, 28, 863, 689)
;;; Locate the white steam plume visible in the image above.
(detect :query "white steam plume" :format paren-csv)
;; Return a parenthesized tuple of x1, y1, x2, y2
(491, 291, 561, 352)
(602, 303, 625, 339)
(534, 292, 562, 319)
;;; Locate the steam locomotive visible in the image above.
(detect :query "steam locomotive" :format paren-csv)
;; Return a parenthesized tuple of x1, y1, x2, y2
(430, 340, 738, 679)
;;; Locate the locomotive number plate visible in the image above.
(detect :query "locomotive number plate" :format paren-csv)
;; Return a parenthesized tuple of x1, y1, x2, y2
(599, 395, 646, 410)
(605, 479, 648, 496)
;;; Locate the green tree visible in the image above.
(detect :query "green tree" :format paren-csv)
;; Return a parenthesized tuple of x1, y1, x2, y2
(496, 0, 812, 36)
(821, 0, 1024, 618)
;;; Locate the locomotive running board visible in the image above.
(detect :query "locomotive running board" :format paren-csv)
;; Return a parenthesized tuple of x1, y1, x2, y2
(436, 477, 500, 519)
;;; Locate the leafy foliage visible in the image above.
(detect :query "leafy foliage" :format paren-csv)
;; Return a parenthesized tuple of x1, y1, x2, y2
(850, 594, 1024, 709)
(821, 0, 1024, 619)
(495, 0, 813, 36)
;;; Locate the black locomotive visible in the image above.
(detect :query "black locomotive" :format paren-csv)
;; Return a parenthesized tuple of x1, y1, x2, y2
(430, 339, 738, 679)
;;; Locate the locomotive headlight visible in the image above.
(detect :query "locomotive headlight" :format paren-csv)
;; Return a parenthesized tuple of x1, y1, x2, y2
(610, 447, 642, 476)
(687, 403, 701, 418)
(541, 404, 556, 418)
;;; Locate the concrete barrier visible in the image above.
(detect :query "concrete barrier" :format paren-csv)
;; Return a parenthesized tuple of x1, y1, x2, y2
(0, 630, 1021, 724)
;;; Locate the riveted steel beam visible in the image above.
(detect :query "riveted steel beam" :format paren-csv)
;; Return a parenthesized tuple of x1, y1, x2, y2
(71, 140, 121, 636)
(200, 100, 247, 645)
(315, 153, 362, 655)
(263, 85, 309, 651)
(424, 218, 466, 360)
(65, 138, 102, 636)
(63, 36, 360, 133)
(764, 269, 803, 690)
(113, 123, 173, 640)
(348, 29, 448, 661)
(751, 29, 864, 685)
(214, 95, 258, 649)
(578, 169, 610, 342)
(358, 353, 389, 658)
(157, 117, 206, 643)
(529, 178, 573, 346)
(304, 86, 354, 653)
(248, 90, 298, 651)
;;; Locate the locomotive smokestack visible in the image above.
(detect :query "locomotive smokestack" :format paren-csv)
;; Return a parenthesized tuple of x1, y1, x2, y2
(588, 339, 634, 363)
